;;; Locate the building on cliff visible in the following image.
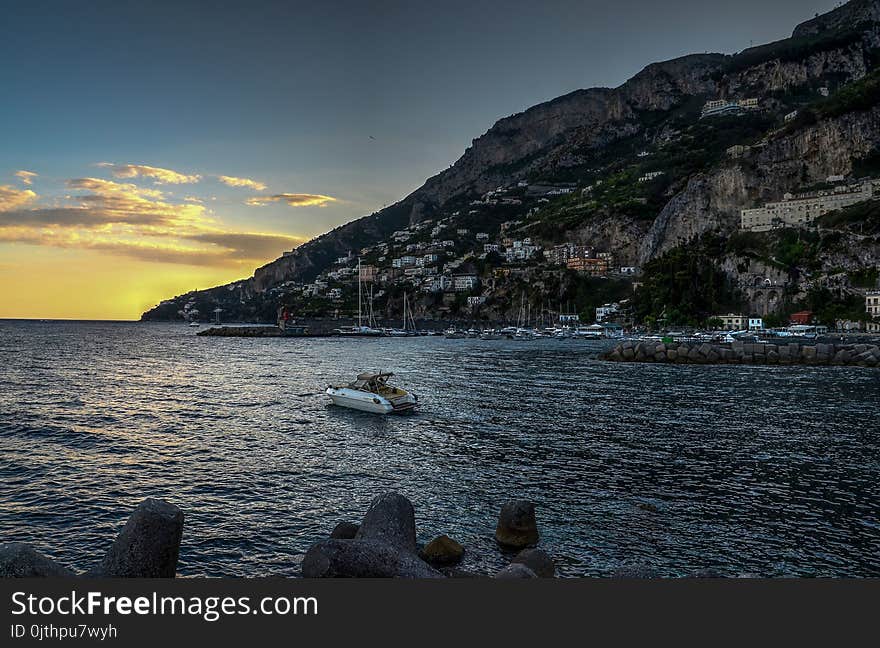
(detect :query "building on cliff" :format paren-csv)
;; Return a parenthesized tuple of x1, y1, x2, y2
(868, 291, 880, 318)
(700, 97, 758, 119)
(740, 180, 879, 232)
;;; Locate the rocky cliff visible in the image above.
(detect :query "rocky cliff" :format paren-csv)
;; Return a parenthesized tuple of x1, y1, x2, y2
(143, 0, 880, 323)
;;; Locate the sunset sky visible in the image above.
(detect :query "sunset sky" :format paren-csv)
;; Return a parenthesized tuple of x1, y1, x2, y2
(0, 0, 837, 320)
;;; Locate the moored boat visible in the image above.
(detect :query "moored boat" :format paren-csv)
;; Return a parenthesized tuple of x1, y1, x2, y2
(326, 372, 418, 414)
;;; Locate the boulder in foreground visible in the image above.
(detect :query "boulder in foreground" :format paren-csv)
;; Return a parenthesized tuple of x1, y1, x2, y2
(90, 498, 184, 578)
(0, 543, 75, 578)
(494, 563, 538, 578)
(302, 539, 443, 578)
(511, 548, 555, 578)
(495, 500, 539, 549)
(420, 535, 465, 566)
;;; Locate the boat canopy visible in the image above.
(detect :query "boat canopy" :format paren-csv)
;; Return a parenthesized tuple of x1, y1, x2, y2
(356, 371, 394, 381)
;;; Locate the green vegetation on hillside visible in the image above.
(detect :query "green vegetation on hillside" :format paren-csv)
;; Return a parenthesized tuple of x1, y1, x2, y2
(632, 238, 743, 327)
(816, 198, 880, 235)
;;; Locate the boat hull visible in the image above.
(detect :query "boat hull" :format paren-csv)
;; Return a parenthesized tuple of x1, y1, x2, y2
(325, 387, 417, 414)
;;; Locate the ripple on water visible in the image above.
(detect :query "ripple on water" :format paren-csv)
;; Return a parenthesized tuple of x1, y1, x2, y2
(0, 320, 878, 577)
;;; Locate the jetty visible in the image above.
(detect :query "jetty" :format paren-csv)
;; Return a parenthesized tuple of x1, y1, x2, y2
(602, 340, 880, 367)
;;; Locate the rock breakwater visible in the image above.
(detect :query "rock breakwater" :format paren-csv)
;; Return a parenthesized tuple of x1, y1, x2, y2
(602, 340, 880, 367)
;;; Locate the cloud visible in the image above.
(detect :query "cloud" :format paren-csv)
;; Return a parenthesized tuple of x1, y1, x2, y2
(246, 193, 336, 207)
(14, 171, 38, 185)
(0, 175, 303, 268)
(217, 175, 267, 191)
(99, 163, 201, 184)
(187, 231, 304, 260)
(0, 185, 37, 211)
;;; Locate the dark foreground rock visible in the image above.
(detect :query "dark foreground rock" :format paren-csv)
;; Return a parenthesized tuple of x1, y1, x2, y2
(354, 492, 418, 553)
(420, 535, 465, 566)
(303, 491, 442, 578)
(302, 539, 443, 578)
(512, 548, 555, 578)
(330, 522, 360, 539)
(495, 500, 539, 549)
(0, 543, 75, 577)
(89, 498, 184, 578)
(494, 563, 538, 578)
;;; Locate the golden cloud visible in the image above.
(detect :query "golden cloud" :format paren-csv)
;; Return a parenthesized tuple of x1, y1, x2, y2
(246, 193, 336, 207)
(218, 175, 267, 191)
(99, 162, 201, 184)
(14, 170, 38, 185)
(0, 176, 303, 267)
(0, 185, 37, 211)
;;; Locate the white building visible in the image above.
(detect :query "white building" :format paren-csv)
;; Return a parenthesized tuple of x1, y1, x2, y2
(467, 296, 486, 307)
(638, 171, 664, 183)
(422, 275, 451, 293)
(741, 180, 878, 232)
(504, 242, 540, 262)
(595, 303, 620, 322)
(476, 232, 489, 241)
(700, 97, 759, 119)
(867, 291, 880, 318)
(714, 313, 747, 330)
(392, 256, 418, 268)
(748, 317, 764, 331)
(452, 275, 479, 292)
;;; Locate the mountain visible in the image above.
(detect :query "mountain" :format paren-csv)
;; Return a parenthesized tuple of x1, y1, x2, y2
(143, 0, 880, 327)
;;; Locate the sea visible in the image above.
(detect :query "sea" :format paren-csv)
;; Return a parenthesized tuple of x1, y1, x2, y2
(1, 319, 878, 577)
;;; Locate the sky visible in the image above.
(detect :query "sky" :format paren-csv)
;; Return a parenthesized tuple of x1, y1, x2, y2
(0, 0, 842, 319)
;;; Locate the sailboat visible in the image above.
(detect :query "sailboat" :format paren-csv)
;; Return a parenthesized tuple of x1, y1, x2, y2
(388, 292, 419, 337)
(337, 258, 383, 336)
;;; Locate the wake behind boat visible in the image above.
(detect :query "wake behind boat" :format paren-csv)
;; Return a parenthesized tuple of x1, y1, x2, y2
(326, 372, 418, 414)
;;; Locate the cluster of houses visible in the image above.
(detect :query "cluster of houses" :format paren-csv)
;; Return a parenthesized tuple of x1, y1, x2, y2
(546, 244, 621, 276)
(279, 197, 641, 312)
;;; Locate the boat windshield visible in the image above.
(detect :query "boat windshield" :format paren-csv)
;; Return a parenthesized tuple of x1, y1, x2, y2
(351, 372, 394, 392)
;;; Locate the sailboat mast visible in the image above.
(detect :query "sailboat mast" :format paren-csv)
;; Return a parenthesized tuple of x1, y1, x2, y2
(357, 257, 362, 328)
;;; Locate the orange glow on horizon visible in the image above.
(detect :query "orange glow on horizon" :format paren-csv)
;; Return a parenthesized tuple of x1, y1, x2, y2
(0, 247, 256, 321)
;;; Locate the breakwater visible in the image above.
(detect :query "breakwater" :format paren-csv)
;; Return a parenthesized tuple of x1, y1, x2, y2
(602, 339, 880, 367)
(197, 325, 284, 337)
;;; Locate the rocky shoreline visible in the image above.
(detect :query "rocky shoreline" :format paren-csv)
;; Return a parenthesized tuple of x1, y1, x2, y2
(0, 493, 559, 579)
(602, 340, 880, 367)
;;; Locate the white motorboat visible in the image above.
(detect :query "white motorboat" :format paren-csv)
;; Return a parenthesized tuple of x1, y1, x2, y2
(326, 372, 418, 414)
(188, 321, 200, 327)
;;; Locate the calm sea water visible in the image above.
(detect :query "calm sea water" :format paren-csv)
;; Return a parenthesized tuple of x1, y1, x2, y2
(1, 320, 878, 577)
